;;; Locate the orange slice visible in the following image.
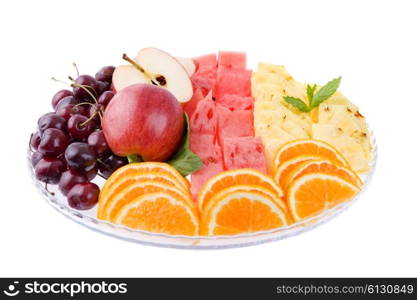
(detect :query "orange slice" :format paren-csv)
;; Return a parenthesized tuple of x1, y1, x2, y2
(273, 156, 324, 190)
(201, 184, 288, 218)
(197, 168, 284, 213)
(97, 162, 191, 219)
(99, 181, 192, 222)
(288, 160, 363, 188)
(114, 192, 199, 236)
(274, 139, 350, 169)
(97, 173, 191, 219)
(200, 190, 287, 236)
(287, 173, 360, 221)
(100, 162, 190, 196)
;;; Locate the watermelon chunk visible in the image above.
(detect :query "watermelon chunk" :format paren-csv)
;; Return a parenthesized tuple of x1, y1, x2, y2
(218, 51, 246, 69)
(190, 134, 224, 198)
(183, 88, 204, 119)
(214, 66, 252, 99)
(191, 54, 218, 96)
(217, 94, 254, 111)
(190, 94, 217, 135)
(194, 53, 217, 71)
(222, 136, 267, 173)
(216, 105, 254, 146)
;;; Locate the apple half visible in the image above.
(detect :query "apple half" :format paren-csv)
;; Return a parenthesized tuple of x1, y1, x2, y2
(112, 48, 193, 103)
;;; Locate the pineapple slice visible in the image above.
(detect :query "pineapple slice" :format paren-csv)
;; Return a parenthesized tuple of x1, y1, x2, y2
(255, 110, 310, 138)
(262, 138, 294, 173)
(312, 124, 370, 173)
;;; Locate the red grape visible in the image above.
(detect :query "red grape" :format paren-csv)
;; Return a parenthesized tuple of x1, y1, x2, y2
(55, 96, 78, 111)
(30, 132, 41, 150)
(98, 154, 128, 178)
(64, 142, 97, 172)
(67, 115, 96, 139)
(67, 182, 100, 210)
(35, 157, 66, 184)
(73, 75, 98, 101)
(38, 128, 69, 156)
(85, 167, 98, 181)
(31, 151, 44, 167)
(98, 91, 114, 107)
(59, 169, 88, 196)
(97, 81, 110, 94)
(87, 130, 109, 156)
(38, 113, 67, 135)
(52, 89, 73, 110)
(95, 66, 115, 83)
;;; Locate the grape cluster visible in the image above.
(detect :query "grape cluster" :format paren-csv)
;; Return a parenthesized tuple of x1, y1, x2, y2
(30, 66, 128, 210)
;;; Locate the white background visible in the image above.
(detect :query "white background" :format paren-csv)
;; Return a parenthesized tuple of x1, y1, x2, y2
(0, 0, 416, 277)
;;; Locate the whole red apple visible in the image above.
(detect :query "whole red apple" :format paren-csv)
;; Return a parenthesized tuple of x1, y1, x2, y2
(102, 84, 184, 161)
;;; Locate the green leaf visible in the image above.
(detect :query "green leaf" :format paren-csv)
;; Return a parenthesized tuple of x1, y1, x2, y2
(127, 154, 142, 164)
(306, 84, 317, 105)
(167, 114, 203, 176)
(283, 96, 311, 112)
(310, 77, 341, 108)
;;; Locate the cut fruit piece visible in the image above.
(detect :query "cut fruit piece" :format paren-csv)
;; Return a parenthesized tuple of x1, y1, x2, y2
(274, 139, 350, 170)
(201, 184, 287, 215)
(218, 51, 246, 69)
(189, 134, 224, 198)
(112, 65, 148, 91)
(262, 138, 294, 174)
(273, 156, 321, 190)
(98, 163, 190, 216)
(288, 160, 362, 189)
(133, 47, 193, 103)
(214, 67, 252, 99)
(190, 94, 217, 135)
(101, 181, 191, 222)
(217, 94, 254, 111)
(191, 54, 217, 96)
(216, 106, 254, 145)
(200, 189, 287, 236)
(197, 168, 283, 213)
(98, 176, 192, 220)
(183, 88, 204, 119)
(312, 124, 370, 173)
(175, 57, 196, 76)
(222, 136, 267, 174)
(287, 173, 360, 221)
(114, 192, 199, 236)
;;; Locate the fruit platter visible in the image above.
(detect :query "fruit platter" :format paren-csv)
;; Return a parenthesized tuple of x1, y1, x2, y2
(28, 48, 376, 249)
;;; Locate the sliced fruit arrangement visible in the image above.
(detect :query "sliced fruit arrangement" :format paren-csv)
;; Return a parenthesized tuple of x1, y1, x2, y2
(251, 63, 372, 173)
(271, 140, 363, 221)
(198, 169, 288, 236)
(98, 163, 198, 236)
(29, 47, 373, 237)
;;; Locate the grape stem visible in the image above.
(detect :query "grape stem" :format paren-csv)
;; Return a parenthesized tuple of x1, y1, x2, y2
(44, 181, 55, 196)
(73, 62, 80, 77)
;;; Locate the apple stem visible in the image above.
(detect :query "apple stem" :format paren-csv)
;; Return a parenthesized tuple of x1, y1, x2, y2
(72, 62, 80, 77)
(122, 53, 160, 86)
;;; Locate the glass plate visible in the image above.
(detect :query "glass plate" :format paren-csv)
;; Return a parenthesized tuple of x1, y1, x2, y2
(28, 131, 377, 249)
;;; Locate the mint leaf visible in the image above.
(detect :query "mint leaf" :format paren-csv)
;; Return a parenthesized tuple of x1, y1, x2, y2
(167, 114, 203, 176)
(283, 96, 311, 112)
(306, 84, 317, 105)
(310, 77, 341, 108)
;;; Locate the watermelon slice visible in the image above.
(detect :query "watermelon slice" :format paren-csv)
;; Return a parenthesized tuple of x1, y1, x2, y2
(190, 93, 217, 135)
(214, 66, 252, 99)
(222, 136, 267, 173)
(183, 88, 204, 118)
(217, 94, 254, 111)
(217, 105, 254, 145)
(218, 51, 246, 69)
(190, 134, 224, 198)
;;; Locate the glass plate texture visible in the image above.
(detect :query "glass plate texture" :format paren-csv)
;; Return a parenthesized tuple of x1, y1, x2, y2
(28, 132, 376, 249)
